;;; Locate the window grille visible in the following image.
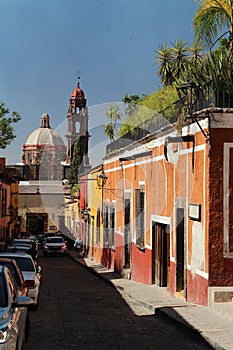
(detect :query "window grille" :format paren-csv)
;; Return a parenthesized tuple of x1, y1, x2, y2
(135, 189, 145, 248)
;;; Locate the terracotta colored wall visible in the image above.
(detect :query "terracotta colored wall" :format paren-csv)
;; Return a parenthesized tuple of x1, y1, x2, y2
(130, 243, 152, 284)
(209, 128, 233, 286)
(169, 261, 175, 296)
(187, 270, 208, 306)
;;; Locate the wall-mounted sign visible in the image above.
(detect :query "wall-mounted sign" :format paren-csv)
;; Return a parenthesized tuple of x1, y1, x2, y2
(188, 204, 201, 221)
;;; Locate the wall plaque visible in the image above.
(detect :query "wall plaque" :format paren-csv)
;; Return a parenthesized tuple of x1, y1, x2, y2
(188, 204, 201, 221)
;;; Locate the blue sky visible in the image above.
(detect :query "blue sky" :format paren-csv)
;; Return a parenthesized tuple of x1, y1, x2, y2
(0, 0, 198, 165)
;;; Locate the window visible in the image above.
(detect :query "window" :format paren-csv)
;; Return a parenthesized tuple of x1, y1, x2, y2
(13, 257, 35, 272)
(96, 209, 100, 244)
(109, 206, 115, 249)
(135, 189, 145, 248)
(2, 188, 6, 217)
(103, 206, 109, 247)
(0, 273, 7, 307)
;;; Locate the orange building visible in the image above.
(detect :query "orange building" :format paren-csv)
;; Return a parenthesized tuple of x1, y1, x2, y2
(82, 106, 233, 309)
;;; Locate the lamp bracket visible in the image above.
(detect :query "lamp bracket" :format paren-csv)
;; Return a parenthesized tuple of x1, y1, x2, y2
(185, 110, 211, 148)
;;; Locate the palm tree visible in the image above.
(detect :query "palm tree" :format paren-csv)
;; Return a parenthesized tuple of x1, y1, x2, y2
(171, 39, 189, 83)
(193, 0, 233, 53)
(154, 43, 174, 86)
(104, 103, 122, 142)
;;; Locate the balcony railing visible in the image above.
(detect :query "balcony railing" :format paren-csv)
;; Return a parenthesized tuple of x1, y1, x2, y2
(106, 82, 233, 156)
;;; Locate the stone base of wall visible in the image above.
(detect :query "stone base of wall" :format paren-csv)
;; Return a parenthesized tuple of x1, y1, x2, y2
(208, 286, 233, 319)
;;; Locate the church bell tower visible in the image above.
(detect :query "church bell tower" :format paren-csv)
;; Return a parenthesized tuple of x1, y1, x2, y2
(65, 77, 90, 173)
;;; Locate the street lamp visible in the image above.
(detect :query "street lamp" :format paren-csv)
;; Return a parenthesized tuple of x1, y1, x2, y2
(178, 78, 198, 119)
(97, 170, 108, 189)
(178, 78, 211, 149)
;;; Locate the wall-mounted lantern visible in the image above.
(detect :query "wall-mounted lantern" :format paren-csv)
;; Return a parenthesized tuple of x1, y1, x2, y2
(97, 170, 108, 189)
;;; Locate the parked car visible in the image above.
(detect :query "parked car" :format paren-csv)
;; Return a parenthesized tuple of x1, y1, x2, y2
(0, 252, 41, 308)
(0, 265, 33, 350)
(0, 258, 29, 297)
(43, 236, 67, 256)
(10, 239, 39, 261)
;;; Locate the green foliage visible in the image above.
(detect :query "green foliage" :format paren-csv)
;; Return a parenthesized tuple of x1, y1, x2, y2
(122, 94, 142, 118)
(0, 103, 21, 149)
(206, 47, 233, 92)
(104, 123, 115, 141)
(70, 183, 80, 197)
(119, 86, 179, 137)
(193, 0, 233, 51)
(155, 40, 205, 87)
(68, 137, 82, 186)
(104, 103, 122, 141)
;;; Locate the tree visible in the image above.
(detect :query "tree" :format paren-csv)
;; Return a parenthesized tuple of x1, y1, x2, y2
(0, 103, 21, 148)
(170, 39, 189, 83)
(68, 137, 82, 186)
(122, 94, 142, 118)
(104, 103, 122, 142)
(119, 86, 179, 137)
(154, 43, 174, 86)
(193, 0, 233, 53)
(155, 40, 195, 87)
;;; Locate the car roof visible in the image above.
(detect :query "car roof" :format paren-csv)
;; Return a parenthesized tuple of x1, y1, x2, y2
(0, 252, 32, 258)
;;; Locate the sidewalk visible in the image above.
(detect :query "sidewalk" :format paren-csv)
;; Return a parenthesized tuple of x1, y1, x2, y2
(67, 249, 233, 350)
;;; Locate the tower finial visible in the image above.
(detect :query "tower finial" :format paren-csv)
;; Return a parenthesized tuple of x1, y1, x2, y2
(77, 70, 81, 88)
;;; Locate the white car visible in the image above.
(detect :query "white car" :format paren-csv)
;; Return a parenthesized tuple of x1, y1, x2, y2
(0, 265, 33, 350)
(43, 236, 67, 256)
(0, 252, 41, 308)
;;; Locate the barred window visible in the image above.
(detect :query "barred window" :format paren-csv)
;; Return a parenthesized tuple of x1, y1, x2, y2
(135, 189, 145, 248)
(103, 206, 109, 247)
(96, 209, 101, 244)
(109, 206, 115, 248)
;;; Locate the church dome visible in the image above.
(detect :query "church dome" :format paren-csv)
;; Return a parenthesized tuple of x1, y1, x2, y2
(24, 113, 65, 147)
(22, 113, 66, 181)
(71, 85, 85, 98)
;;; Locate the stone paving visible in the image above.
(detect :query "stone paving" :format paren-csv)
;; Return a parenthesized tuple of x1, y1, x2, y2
(67, 249, 233, 350)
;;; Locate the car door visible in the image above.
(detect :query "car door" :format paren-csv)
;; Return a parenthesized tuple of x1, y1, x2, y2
(7, 268, 27, 350)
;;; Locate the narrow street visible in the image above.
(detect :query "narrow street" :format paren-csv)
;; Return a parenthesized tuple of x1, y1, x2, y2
(24, 254, 213, 350)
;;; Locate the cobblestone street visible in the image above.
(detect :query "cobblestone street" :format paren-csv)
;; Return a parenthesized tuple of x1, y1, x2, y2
(24, 255, 213, 350)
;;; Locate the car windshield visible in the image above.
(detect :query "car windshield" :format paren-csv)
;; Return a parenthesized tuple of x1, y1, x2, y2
(11, 257, 35, 272)
(0, 274, 8, 307)
(46, 237, 64, 244)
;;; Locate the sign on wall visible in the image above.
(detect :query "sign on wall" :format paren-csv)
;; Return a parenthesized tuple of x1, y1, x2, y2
(188, 204, 201, 221)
